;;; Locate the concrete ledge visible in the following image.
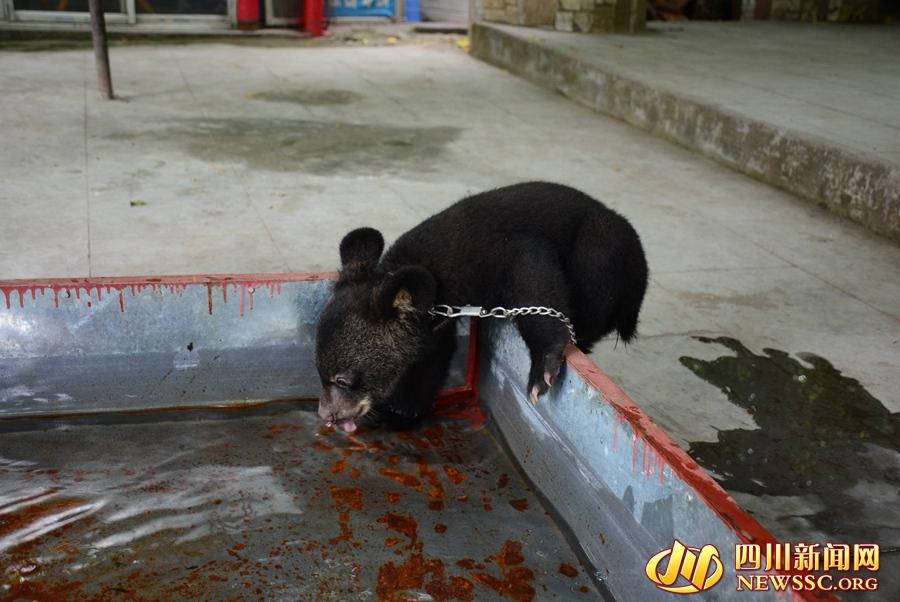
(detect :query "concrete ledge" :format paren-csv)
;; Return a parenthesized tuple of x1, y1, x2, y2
(470, 21, 900, 243)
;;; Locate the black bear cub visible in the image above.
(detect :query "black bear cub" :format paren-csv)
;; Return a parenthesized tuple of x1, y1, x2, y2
(315, 182, 648, 432)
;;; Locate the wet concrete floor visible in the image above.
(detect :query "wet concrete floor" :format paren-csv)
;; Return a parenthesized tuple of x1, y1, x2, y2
(681, 337, 900, 598)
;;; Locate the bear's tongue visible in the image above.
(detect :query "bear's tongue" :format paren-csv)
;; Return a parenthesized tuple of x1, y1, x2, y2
(341, 420, 357, 433)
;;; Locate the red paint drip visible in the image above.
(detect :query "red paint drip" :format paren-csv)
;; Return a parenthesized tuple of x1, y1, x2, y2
(612, 412, 628, 452)
(641, 437, 648, 477)
(206, 285, 214, 315)
(631, 434, 639, 472)
(0, 273, 328, 315)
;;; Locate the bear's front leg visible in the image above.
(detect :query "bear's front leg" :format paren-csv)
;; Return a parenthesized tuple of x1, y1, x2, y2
(503, 240, 574, 403)
(524, 330, 569, 404)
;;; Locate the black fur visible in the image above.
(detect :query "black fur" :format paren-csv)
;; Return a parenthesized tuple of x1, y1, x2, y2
(315, 182, 648, 430)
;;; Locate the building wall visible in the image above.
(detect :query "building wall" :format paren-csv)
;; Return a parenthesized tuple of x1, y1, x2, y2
(421, 0, 470, 22)
(744, 0, 883, 21)
(473, 0, 645, 31)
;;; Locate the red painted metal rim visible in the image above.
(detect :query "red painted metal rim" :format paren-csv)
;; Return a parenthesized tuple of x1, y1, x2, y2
(0, 272, 338, 289)
(566, 347, 835, 602)
(0, 272, 341, 313)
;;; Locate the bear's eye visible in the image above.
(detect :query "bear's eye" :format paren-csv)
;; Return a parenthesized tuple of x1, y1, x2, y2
(334, 375, 353, 389)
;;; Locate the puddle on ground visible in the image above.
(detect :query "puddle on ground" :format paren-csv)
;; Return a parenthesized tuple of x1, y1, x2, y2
(106, 118, 459, 175)
(0, 402, 597, 601)
(251, 89, 364, 106)
(680, 336, 900, 544)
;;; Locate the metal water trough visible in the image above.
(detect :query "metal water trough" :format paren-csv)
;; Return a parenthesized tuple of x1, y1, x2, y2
(0, 274, 825, 601)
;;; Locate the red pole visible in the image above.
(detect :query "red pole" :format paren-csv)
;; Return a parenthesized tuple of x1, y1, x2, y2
(303, 0, 324, 37)
(237, 0, 260, 29)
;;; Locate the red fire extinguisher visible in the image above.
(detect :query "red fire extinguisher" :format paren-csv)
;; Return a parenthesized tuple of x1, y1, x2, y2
(236, 0, 324, 36)
(303, 0, 325, 36)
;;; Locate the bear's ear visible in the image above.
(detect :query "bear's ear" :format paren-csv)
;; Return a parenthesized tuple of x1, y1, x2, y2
(339, 228, 384, 279)
(375, 266, 436, 318)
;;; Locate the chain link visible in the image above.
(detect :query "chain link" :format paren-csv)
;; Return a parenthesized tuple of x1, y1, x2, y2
(428, 304, 577, 345)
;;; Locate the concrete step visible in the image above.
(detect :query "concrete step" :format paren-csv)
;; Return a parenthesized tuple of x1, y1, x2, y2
(470, 21, 900, 243)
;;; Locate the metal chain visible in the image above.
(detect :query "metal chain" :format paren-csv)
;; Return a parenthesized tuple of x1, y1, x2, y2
(428, 304, 577, 345)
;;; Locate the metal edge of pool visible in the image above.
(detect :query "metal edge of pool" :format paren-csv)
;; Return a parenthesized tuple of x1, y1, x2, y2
(1, 273, 834, 601)
(0, 273, 473, 417)
(478, 320, 834, 602)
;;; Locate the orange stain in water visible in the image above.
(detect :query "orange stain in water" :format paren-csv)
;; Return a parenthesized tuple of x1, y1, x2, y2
(398, 432, 432, 449)
(378, 468, 422, 489)
(2, 577, 84, 601)
(377, 512, 418, 546)
(423, 426, 446, 447)
(508, 499, 528, 512)
(312, 440, 334, 451)
(0, 496, 86, 541)
(471, 540, 535, 602)
(377, 553, 473, 602)
(416, 456, 445, 511)
(262, 424, 292, 439)
(376, 512, 474, 602)
(442, 465, 466, 485)
(330, 486, 363, 544)
(558, 563, 578, 578)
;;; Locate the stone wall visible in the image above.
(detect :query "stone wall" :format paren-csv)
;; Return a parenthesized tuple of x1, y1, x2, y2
(742, 0, 884, 21)
(479, 0, 557, 26)
(473, 0, 881, 29)
(473, 0, 646, 32)
(554, 0, 616, 32)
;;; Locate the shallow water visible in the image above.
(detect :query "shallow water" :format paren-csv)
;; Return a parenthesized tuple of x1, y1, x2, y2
(0, 402, 598, 601)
